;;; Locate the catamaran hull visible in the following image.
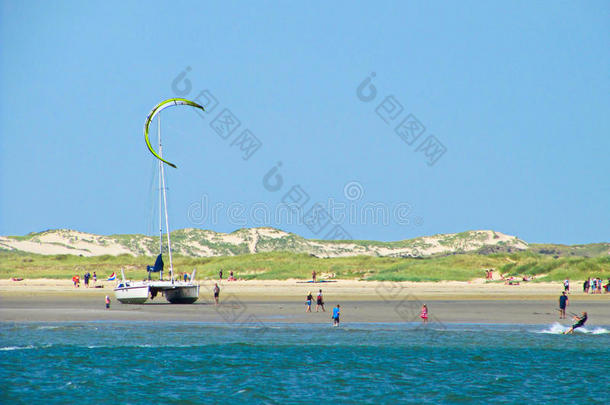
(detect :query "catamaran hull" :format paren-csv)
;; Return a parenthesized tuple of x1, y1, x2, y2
(114, 285, 150, 304)
(164, 285, 200, 304)
(114, 281, 200, 304)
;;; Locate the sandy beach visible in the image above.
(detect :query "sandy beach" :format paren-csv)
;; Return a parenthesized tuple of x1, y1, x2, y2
(1, 278, 608, 325)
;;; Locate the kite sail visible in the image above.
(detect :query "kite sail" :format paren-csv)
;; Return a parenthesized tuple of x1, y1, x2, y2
(144, 98, 205, 168)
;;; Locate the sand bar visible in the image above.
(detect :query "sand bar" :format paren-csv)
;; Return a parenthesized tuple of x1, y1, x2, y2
(1, 279, 608, 325)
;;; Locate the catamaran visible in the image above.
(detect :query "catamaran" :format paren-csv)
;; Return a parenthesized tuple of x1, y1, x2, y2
(114, 99, 203, 304)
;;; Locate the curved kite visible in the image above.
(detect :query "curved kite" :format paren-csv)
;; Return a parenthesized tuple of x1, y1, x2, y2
(144, 98, 205, 168)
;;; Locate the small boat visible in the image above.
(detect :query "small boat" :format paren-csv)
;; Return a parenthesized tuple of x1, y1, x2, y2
(114, 268, 200, 304)
(114, 99, 201, 304)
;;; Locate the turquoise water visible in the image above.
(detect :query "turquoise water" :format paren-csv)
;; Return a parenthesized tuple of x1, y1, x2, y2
(1, 322, 608, 404)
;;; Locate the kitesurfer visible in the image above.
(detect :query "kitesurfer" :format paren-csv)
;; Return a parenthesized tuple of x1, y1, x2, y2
(564, 312, 588, 334)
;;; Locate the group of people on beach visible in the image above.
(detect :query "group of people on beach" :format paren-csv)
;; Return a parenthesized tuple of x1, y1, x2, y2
(218, 269, 237, 282)
(583, 278, 609, 294)
(206, 267, 436, 327)
(305, 290, 326, 313)
(303, 291, 341, 326)
(303, 290, 428, 326)
(72, 271, 97, 288)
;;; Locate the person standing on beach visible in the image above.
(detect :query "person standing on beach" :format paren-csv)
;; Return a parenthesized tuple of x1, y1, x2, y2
(213, 283, 220, 305)
(219, 269, 223, 281)
(306, 292, 313, 312)
(420, 304, 429, 324)
(563, 278, 570, 293)
(332, 304, 340, 326)
(93, 271, 97, 286)
(316, 289, 325, 312)
(312, 270, 317, 283)
(84, 272, 90, 288)
(558, 292, 568, 319)
(583, 278, 590, 294)
(105, 295, 110, 309)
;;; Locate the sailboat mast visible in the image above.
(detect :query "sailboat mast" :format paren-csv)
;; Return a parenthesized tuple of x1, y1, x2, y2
(158, 113, 174, 282)
(158, 114, 163, 276)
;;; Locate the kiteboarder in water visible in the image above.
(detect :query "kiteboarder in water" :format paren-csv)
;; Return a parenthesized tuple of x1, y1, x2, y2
(564, 312, 588, 334)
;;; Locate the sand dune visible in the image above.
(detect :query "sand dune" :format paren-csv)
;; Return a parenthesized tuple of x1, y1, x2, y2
(0, 228, 528, 257)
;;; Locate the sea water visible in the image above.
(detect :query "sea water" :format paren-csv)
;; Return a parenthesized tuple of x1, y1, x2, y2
(1, 322, 608, 404)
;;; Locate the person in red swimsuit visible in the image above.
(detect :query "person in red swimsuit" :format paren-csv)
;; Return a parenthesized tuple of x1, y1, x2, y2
(420, 304, 428, 324)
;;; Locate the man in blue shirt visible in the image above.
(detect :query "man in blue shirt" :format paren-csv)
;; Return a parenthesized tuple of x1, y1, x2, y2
(332, 304, 340, 327)
(558, 292, 569, 319)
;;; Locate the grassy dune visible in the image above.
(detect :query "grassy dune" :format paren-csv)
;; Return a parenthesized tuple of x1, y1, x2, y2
(1, 250, 609, 282)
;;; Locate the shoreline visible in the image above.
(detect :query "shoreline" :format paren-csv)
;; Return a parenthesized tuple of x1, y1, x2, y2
(1, 278, 608, 325)
(2, 278, 609, 299)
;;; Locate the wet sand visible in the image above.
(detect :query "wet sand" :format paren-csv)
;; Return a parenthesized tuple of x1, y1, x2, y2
(1, 279, 608, 325)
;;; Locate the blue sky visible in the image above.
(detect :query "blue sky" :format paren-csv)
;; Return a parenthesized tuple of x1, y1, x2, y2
(1, 1, 608, 244)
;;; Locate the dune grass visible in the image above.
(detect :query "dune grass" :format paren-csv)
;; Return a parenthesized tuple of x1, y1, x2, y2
(1, 250, 609, 282)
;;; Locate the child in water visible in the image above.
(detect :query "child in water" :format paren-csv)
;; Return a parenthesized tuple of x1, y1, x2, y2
(420, 304, 428, 324)
(332, 304, 340, 326)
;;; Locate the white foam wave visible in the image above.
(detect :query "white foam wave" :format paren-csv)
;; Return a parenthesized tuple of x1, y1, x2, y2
(536, 322, 609, 335)
(0, 345, 35, 351)
(537, 322, 568, 334)
(578, 327, 609, 335)
(84, 343, 198, 349)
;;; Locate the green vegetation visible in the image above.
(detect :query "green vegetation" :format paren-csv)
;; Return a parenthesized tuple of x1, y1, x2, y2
(1, 250, 608, 282)
(529, 243, 610, 258)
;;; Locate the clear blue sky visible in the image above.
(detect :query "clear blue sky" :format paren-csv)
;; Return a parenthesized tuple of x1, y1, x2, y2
(1, 1, 608, 244)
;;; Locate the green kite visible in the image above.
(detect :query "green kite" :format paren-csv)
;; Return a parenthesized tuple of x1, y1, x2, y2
(144, 98, 205, 168)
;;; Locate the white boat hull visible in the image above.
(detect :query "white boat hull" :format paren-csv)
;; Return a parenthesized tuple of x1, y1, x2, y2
(114, 280, 199, 304)
(163, 284, 200, 304)
(114, 284, 150, 304)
